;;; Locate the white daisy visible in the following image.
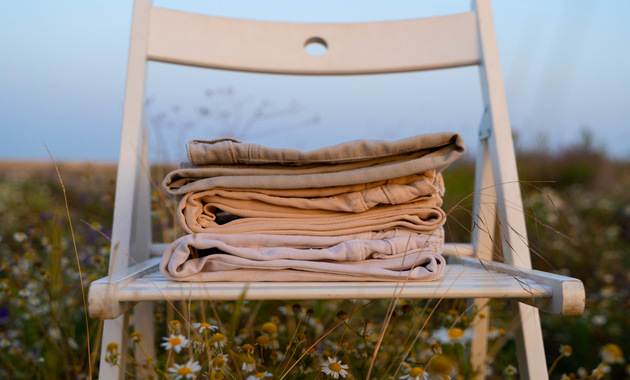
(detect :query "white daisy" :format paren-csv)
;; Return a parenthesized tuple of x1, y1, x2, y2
(168, 359, 201, 380)
(432, 327, 473, 344)
(400, 366, 429, 380)
(192, 322, 218, 334)
(161, 334, 189, 353)
(246, 372, 273, 379)
(13, 232, 27, 243)
(321, 356, 349, 379)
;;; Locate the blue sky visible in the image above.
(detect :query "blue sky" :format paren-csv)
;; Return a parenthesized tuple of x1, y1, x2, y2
(1, 0, 629, 162)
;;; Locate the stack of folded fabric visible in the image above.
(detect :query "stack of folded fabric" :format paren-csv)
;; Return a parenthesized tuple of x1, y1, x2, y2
(160, 132, 465, 282)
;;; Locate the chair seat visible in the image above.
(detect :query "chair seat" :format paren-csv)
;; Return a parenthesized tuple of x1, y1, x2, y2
(88, 244, 584, 319)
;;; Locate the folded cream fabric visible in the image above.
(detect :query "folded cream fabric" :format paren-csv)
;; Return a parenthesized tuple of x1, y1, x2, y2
(163, 132, 464, 195)
(160, 229, 445, 282)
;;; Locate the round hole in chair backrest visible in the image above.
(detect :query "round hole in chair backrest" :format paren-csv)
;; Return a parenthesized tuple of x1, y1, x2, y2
(304, 37, 328, 57)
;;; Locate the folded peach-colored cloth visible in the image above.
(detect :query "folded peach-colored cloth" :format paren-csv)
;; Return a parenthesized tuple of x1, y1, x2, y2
(178, 172, 445, 235)
(160, 229, 445, 281)
(163, 132, 464, 195)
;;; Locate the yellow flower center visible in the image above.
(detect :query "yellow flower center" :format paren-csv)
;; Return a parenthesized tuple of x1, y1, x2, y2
(211, 333, 226, 343)
(429, 355, 454, 375)
(409, 367, 424, 377)
(329, 362, 342, 372)
(448, 328, 464, 339)
(212, 356, 226, 367)
(199, 322, 211, 328)
(255, 373, 267, 378)
(256, 335, 270, 347)
(170, 336, 182, 346)
(261, 322, 278, 335)
(177, 366, 192, 375)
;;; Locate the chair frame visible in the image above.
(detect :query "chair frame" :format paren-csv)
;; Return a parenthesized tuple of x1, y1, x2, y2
(88, 1, 585, 378)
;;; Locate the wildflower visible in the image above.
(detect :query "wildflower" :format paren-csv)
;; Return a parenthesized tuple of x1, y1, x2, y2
(13, 232, 27, 243)
(212, 354, 228, 370)
(261, 322, 278, 336)
(106, 342, 120, 364)
(210, 332, 227, 349)
(241, 343, 255, 354)
(169, 320, 183, 334)
(428, 355, 457, 378)
(600, 343, 624, 364)
(67, 337, 80, 350)
(432, 327, 473, 344)
(0, 338, 11, 348)
(591, 314, 608, 326)
(241, 356, 256, 372)
(168, 359, 201, 380)
(576, 367, 588, 377)
(247, 372, 273, 379)
(193, 322, 218, 334)
(504, 365, 518, 376)
(161, 334, 189, 353)
(49, 327, 61, 342)
(591, 363, 610, 379)
(192, 337, 205, 351)
(321, 356, 349, 379)
(130, 332, 143, 344)
(560, 345, 572, 357)
(487, 327, 501, 340)
(400, 366, 428, 380)
(255, 335, 270, 348)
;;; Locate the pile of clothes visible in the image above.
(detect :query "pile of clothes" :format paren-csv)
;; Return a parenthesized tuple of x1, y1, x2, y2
(160, 132, 465, 282)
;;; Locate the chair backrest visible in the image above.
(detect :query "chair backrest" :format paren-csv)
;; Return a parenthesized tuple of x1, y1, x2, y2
(108, 0, 531, 278)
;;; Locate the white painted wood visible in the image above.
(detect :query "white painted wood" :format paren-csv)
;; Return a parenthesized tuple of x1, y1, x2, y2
(89, 256, 582, 320)
(99, 0, 152, 378)
(147, 8, 480, 75)
(469, 119, 498, 378)
(473, 0, 548, 378)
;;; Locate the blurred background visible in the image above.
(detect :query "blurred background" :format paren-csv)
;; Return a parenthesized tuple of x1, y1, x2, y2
(1, 0, 629, 162)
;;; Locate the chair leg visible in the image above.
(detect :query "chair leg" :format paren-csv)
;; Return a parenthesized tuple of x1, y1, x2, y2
(470, 298, 490, 379)
(133, 302, 156, 377)
(99, 313, 129, 380)
(514, 303, 549, 379)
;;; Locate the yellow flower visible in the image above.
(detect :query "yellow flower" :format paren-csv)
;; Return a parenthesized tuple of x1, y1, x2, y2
(560, 345, 572, 357)
(261, 322, 278, 336)
(600, 343, 624, 364)
(428, 355, 457, 378)
(401, 366, 427, 380)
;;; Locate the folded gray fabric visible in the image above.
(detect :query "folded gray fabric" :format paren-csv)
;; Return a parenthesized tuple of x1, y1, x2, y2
(163, 132, 464, 195)
(160, 229, 445, 282)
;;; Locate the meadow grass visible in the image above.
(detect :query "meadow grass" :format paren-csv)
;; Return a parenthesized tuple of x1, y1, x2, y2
(0, 140, 629, 379)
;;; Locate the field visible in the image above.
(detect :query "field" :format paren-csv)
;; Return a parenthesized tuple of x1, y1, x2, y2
(1, 139, 629, 379)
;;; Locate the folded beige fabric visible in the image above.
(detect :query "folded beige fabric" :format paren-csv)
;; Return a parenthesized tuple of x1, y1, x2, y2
(163, 132, 464, 195)
(178, 172, 445, 234)
(160, 229, 444, 282)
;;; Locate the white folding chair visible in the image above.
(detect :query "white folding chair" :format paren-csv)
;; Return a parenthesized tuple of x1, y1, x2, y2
(88, 1, 585, 378)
